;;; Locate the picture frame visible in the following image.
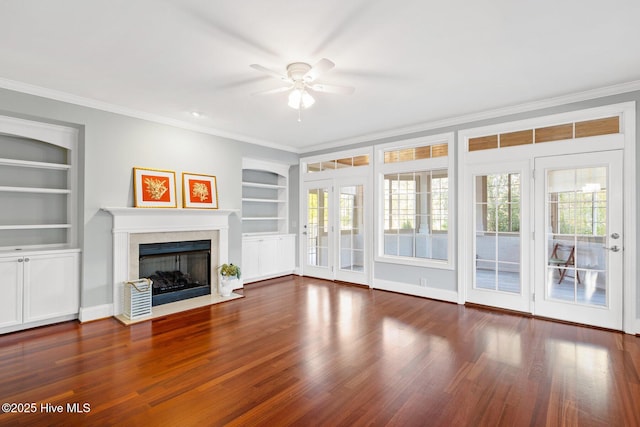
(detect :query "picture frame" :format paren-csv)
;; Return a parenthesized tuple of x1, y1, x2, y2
(182, 172, 218, 209)
(133, 167, 177, 208)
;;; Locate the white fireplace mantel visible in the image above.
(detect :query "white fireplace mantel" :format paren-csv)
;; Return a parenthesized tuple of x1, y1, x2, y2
(102, 207, 239, 233)
(102, 207, 239, 318)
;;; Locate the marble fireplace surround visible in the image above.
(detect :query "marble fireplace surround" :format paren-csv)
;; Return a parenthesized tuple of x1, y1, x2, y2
(102, 207, 240, 322)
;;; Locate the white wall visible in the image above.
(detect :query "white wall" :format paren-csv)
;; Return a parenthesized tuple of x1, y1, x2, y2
(0, 87, 297, 308)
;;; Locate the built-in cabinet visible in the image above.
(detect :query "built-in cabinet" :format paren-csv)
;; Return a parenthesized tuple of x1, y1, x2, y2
(0, 250, 80, 329)
(242, 234, 296, 282)
(0, 115, 80, 334)
(241, 158, 295, 283)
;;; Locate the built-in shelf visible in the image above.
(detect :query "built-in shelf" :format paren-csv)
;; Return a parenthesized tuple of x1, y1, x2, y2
(0, 157, 71, 170)
(242, 231, 283, 236)
(242, 217, 286, 221)
(0, 224, 72, 230)
(0, 115, 79, 251)
(242, 198, 287, 203)
(242, 159, 290, 235)
(0, 115, 80, 334)
(241, 159, 295, 282)
(0, 186, 71, 194)
(242, 182, 287, 189)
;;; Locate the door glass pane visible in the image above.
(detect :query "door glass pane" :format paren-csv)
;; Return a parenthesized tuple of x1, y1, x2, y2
(339, 185, 364, 272)
(307, 188, 329, 268)
(546, 167, 607, 306)
(474, 174, 521, 293)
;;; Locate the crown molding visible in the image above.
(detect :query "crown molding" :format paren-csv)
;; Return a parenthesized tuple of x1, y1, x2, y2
(2, 76, 639, 156)
(300, 79, 640, 154)
(0, 77, 299, 153)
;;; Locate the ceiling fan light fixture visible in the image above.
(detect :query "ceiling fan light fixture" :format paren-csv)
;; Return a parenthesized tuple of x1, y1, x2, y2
(288, 88, 315, 109)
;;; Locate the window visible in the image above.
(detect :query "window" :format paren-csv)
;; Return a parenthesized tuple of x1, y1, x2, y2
(376, 133, 454, 268)
(383, 170, 448, 259)
(307, 155, 369, 172)
(549, 167, 606, 236)
(340, 189, 356, 231)
(478, 174, 520, 233)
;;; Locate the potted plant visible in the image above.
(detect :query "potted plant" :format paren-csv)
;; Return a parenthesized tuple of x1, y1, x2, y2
(217, 263, 240, 297)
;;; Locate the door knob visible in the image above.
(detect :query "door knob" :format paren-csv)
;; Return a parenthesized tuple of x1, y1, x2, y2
(603, 245, 621, 252)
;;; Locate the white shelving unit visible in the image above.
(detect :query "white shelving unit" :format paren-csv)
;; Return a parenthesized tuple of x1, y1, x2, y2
(0, 115, 80, 334)
(242, 159, 289, 235)
(241, 158, 295, 283)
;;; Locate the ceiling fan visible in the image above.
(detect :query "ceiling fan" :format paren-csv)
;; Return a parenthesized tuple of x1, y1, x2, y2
(250, 58, 354, 121)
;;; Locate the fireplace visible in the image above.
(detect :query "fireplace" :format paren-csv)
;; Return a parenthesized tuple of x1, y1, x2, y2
(139, 240, 211, 306)
(103, 207, 238, 320)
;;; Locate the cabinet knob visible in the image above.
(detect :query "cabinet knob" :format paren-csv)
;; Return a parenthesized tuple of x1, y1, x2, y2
(18, 258, 23, 263)
(24, 258, 30, 262)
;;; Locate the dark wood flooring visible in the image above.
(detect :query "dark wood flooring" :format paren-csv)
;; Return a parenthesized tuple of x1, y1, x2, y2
(1, 276, 639, 426)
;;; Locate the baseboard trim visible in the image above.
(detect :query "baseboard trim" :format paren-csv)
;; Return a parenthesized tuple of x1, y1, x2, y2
(373, 278, 459, 303)
(79, 304, 114, 323)
(243, 270, 296, 284)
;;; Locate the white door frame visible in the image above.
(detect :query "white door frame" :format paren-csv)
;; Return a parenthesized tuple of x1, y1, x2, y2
(458, 102, 636, 333)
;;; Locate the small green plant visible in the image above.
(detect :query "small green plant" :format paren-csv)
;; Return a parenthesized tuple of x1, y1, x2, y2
(218, 263, 241, 279)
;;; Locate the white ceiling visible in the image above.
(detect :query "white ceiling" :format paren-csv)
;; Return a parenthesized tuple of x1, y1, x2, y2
(1, 0, 639, 153)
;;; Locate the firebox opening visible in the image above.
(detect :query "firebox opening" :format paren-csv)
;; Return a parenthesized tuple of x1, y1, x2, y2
(139, 240, 211, 306)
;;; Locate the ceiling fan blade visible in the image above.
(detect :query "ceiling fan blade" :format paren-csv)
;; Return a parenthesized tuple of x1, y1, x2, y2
(249, 64, 289, 81)
(309, 83, 355, 95)
(251, 85, 292, 96)
(304, 58, 335, 82)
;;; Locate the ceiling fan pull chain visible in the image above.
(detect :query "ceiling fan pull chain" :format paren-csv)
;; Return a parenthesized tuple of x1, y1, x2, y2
(297, 107, 302, 122)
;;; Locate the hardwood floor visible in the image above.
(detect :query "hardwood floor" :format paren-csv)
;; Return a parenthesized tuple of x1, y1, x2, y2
(1, 276, 639, 426)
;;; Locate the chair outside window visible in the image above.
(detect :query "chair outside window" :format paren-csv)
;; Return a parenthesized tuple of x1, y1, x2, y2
(549, 243, 581, 284)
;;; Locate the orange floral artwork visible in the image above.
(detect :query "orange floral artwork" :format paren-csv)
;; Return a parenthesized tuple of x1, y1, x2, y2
(188, 179, 212, 202)
(141, 174, 171, 202)
(133, 167, 177, 208)
(182, 173, 218, 209)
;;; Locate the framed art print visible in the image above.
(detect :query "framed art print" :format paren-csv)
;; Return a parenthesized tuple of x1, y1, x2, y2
(182, 172, 218, 209)
(133, 167, 177, 208)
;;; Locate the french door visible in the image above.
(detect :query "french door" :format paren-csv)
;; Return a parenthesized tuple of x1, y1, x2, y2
(464, 151, 624, 329)
(534, 151, 623, 330)
(303, 178, 369, 284)
(466, 161, 531, 312)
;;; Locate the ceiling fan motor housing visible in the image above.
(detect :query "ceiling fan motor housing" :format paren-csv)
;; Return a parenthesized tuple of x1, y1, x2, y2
(287, 62, 312, 81)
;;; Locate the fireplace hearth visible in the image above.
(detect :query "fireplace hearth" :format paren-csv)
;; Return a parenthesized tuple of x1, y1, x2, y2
(139, 240, 211, 306)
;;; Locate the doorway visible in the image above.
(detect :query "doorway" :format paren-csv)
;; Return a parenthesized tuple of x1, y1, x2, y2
(464, 151, 624, 329)
(533, 151, 623, 330)
(302, 177, 369, 285)
(466, 160, 531, 313)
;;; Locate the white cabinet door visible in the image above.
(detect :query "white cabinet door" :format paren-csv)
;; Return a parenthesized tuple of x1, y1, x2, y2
(243, 235, 296, 282)
(0, 257, 23, 328)
(260, 238, 280, 277)
(24, 252, 79, 323)
(242, 238, 262, 281)
(277, 235, 296, 273)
